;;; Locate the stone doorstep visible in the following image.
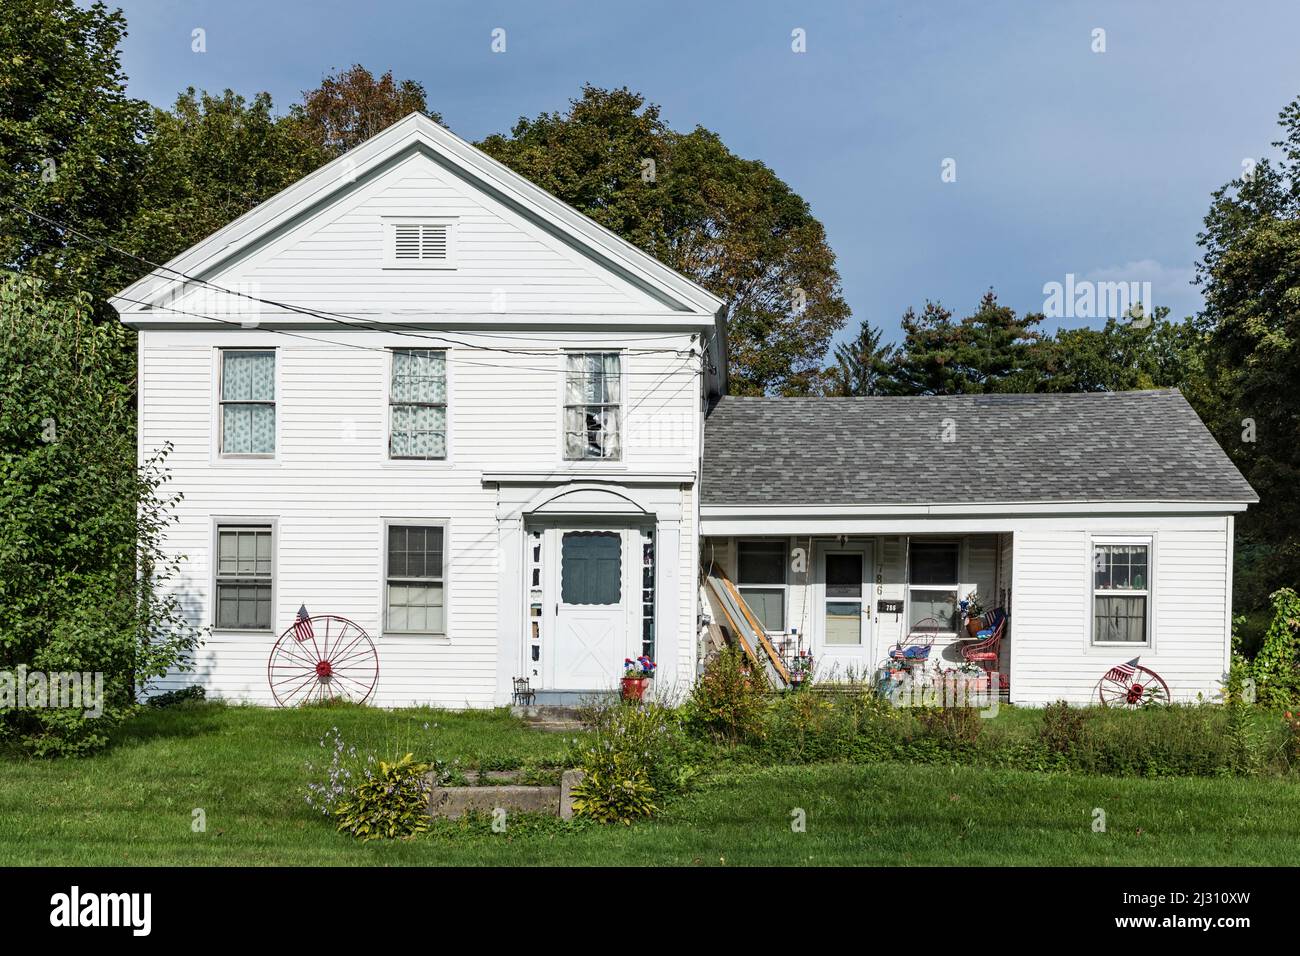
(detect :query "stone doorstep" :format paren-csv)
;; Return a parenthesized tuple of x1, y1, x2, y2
(427, 769, 585, 821)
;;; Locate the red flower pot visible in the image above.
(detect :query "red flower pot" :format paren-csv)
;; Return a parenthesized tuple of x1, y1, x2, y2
(620, 676, 649, 701)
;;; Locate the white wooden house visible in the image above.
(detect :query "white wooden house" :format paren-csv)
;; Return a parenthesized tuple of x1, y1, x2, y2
(114, 113, 1256, 708)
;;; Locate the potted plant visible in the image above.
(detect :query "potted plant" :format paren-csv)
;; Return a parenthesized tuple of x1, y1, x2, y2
(620, 656, 655, 701)
(789, 650, 815, 687)
(959, 591, 987, 636)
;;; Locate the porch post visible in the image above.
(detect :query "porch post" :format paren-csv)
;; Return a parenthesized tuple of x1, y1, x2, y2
(653, 517, 683, 700)
(495, 514, 524, 706)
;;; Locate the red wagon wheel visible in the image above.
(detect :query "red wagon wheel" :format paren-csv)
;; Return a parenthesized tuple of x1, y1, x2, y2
(1098, 662, 1169, 708)
(267, 614, 378, 707)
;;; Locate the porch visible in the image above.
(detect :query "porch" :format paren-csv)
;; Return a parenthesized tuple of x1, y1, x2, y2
(701, 533, 1013, 692)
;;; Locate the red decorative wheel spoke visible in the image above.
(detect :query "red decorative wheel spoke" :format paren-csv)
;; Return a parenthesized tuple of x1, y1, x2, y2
(1098, 662, 1169, 708)
(268, 614, 378, 707)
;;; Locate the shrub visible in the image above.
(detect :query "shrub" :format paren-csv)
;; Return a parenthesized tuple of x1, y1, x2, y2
(334, 753, 432, 841)
(0, 275, 201, 755)
(568, 750, 658, 825)
(1251, 588, 1300, 706)
(145, 685, 206, 709)
(915, 705, 983, 748)
(684, 647, 769, 745)
(1039, 700, 1091, 757)
(569, 700, 699, 823)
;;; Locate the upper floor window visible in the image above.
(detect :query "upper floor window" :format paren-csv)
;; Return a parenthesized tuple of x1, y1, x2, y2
(219, 350, 275, 456)
(1092, 539, 1151, 645)
(390, 349, 447, 460)
(564, 352, 621, 461)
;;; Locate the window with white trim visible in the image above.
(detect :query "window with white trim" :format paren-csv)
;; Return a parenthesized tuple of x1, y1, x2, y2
(563, 352, 622, 461)
(908, 541, 959, 632)
(215, 524, 274, 630)
(737, 539, 787, 632)
(1092, 539, 1151, 645)
(385, 524, 445, 634)
(389, 349, 447, 459)
(219, 350, 275, 456)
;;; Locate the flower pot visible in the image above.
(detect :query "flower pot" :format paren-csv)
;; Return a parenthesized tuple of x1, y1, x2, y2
(620, 676, 650, 701)
(966, 617, 984, 636)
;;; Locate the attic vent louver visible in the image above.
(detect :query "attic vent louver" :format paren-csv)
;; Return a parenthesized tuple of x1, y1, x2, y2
(385, 218, 456, 268)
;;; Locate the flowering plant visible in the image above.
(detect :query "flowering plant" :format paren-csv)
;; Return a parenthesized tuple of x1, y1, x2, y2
(790, 650, 815, 684)
(624, 656, 656, 679)
(958, 590, 986, 622)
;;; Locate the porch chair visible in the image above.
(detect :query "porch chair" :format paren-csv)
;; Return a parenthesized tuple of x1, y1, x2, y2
(960, 607, 1007, 686)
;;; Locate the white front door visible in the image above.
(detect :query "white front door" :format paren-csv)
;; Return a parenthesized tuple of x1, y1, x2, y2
(545, 528, 632, 691)
(816, 544, 874, 676)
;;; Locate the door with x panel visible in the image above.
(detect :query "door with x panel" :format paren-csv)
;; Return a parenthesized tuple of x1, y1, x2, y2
(546, 529, 629, 690)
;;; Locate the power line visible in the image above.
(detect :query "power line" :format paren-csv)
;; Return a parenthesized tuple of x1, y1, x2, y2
(114, 293, 707, 378)
(3, 199, 704, 359)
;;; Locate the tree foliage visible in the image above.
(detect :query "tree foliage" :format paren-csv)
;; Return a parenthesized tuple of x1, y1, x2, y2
(880, 291, 1045, 395)
(287, 64, 440, 157)
(827, 318, 895, 396)
(115, 88, 329, 279)
(1196, 93, 1300, 602)
(0, 0, 151, 308)
(0, 273, 199, 754)
(480, 85, 850, 395)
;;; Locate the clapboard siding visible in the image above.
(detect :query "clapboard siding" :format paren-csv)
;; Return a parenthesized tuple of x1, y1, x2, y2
(142, 328, 702, 707)
(172, 154, 660, 316)
(1009, 518, 1231, 704)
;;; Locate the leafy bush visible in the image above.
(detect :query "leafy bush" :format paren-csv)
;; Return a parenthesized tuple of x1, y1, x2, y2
(0, 275, 201, 755)
(1039, 700, 1091, 759)
(915, 705, 983, 748)
(334, 753, 432, 841)
(1251, 588, 1300, 706)
(568, 700, 697, 823)
(759, 688, 899, 763)
(145, 686, 206, 709)
(569, 750, 658, 825)
(684, 647, 769, 745)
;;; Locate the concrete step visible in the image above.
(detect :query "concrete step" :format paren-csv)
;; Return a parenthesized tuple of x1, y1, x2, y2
(511, 704, 589, 733)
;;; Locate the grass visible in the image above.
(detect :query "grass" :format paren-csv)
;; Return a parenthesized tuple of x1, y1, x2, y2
(2, 701, 1299, 865)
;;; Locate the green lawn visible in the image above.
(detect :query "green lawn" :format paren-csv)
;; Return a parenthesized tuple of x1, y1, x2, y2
(1, 702, 1298, 865)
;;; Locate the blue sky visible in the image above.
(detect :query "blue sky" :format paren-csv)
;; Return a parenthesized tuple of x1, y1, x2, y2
(110, 0, 1300, 345)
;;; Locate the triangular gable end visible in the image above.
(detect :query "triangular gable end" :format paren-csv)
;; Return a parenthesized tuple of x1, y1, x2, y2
(112, 112, 724, 325)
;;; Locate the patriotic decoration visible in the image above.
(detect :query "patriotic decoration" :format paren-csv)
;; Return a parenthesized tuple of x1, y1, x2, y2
(293, 604, 314, 643)
(268, 613, 379, 706)
(1098, 658, 1169, 708)
(1103, 657, 1139, 682)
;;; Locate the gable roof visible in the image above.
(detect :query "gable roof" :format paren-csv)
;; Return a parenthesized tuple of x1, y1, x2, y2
(111, 112, 725, 321)
(702, 390, 1257, 508)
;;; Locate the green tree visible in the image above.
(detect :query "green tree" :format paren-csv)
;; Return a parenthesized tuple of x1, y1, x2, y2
(287, 64, 440, 157)
(0, 0, 151, 307)
(479, 85, 850, 395)
(115, 88, 329, 282)
(1033, 308, 1207, 394)
(883, 291, 1045, 395)
(827, 318, 895, 396)
(1196, 93, 1300, 604)
(0, 273, 200, 755)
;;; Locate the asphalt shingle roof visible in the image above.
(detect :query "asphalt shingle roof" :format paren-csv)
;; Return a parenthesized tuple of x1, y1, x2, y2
(701, 390, 1257, 507)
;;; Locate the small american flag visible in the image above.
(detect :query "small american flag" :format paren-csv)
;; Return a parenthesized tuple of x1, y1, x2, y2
(293, 604, 314, 643)
(1105, 657, 1140, 682)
